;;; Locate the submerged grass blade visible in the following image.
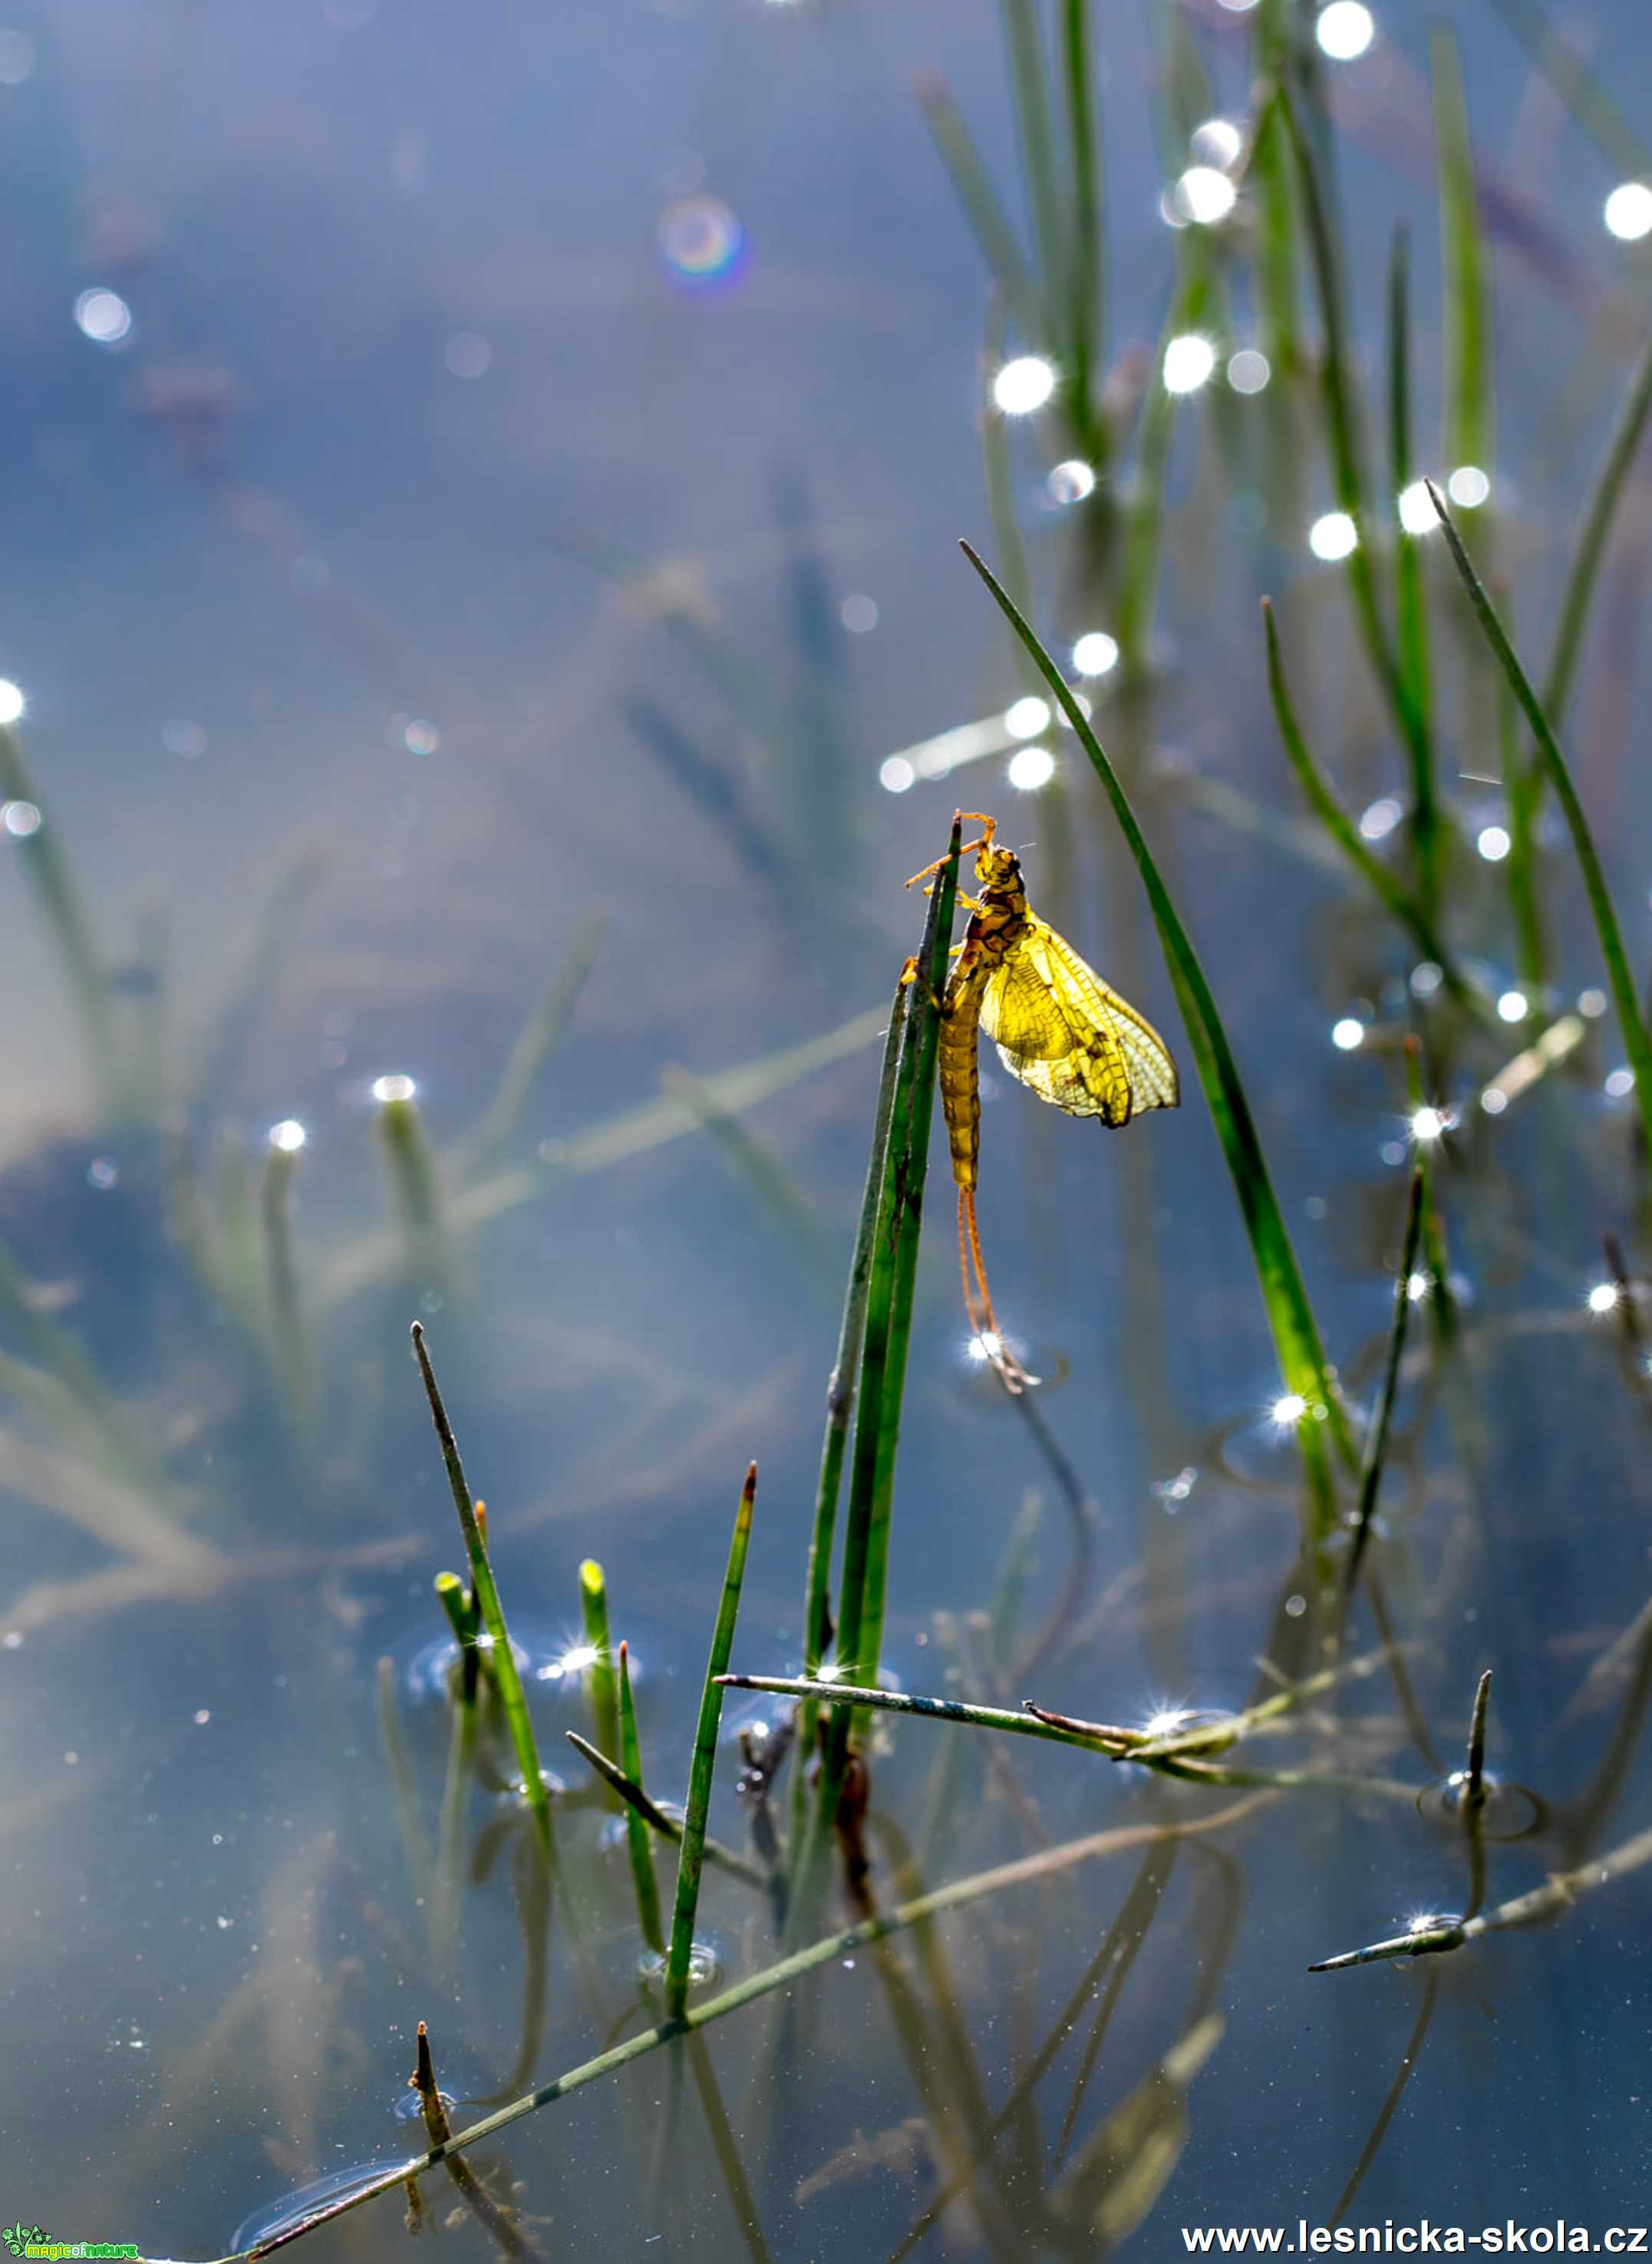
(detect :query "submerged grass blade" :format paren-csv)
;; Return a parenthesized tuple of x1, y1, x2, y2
(1543, 336, 1652, 734)
(410, 1324, 553, 1856)
(1262, 599, 1485, 1025)
(230, 1797, 1271, 2262)
(1001, 0, 1066, 334)
(456, 916, 605, 1179)
(0, 726, 115, 1107)
(378, 1091, 449, 1290)
(665, 1463, 757, 2022)
(1387, 228, 1433, 804)
(961, 546, 1353, 1506)
(1340, 1172, 1424, 1622)
(259, 1137, 311, 1429)
(1060, 0, 1103, 451)
(1426, 481, 1652, 1173)
(1431, 27, 1492, 495)
(915, 74, 1042, 343)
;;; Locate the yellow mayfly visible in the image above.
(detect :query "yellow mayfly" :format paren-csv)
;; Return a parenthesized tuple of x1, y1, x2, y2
(905, 811, 1179, 1390)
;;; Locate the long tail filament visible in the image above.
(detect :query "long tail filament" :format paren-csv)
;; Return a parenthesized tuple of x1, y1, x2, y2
(958, 1189, 1038, 1394)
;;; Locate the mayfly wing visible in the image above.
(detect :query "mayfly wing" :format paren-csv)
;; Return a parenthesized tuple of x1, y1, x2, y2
(1032, 921, 1180, 1114)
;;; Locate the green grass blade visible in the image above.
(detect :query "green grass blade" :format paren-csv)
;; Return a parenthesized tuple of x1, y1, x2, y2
(665, 1462, 757, 2023)
(1386, 227, 1433, 794)
(1060, 0, 1103, 451)
(578, 1559, 621, 1788)
(1426, 480, 1652, 1173)
(1340, 1171, 1424, 1622)
(843, 824, 961, 1688)
(410, 1323, 554, 1856)
(1431, 27, 1492, 487)
(1116, 259, 1213, 675)
(802, 985, 908, 1677)
(915, 75, 1042, 343)
(1543, 336, 1652, 734)
(1001, 0, 1067, 333)
(961, 546, 1354, 1501)
(1275, 86, 1426, 797)
(1261, 600, 1492, 1031)
(617, 1641, 664, 1955)
(1247, 66, 1301, 381)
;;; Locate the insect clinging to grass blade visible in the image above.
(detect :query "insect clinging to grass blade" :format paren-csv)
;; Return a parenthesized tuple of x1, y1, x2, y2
(905, 811, 1179, 1391)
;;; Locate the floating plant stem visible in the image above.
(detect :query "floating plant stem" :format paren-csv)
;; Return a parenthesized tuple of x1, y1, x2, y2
(1426, 480, 1652, 1174)
(410, 1324, 552, 1857)
(577, 1559, 621, 1788)
(616, 1641, 664, 1955)
(562, 1731, 768, 1891)
(1341, 1171, 1425, 1622)
(1310, 1817, 1652, 1973)
(720, 1672, 1415, 1798)
(409, 2021, 544, 2264)
(230, 1796, 1269, 2261)
(664, 1462, 757, 2024)
(961, 545, 1354, 1513)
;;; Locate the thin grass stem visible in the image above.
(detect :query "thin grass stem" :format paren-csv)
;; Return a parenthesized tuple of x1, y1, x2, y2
(577, 1559, 621, 1790)
(1341, 1171, 1424, 1625)
(664, 1463, 757, 2022)
(1261, 601, 1489, 1028)
(616, 1642, 664, 1955)
(410, 1324, 553, 1857)
(1426, 480, 1652, 1173)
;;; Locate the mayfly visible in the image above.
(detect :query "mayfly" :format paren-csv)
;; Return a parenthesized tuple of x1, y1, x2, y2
(905, 811, 1179, 1391)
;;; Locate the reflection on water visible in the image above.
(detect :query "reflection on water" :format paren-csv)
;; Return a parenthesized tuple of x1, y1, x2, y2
(2, 0, 1652, 2257)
